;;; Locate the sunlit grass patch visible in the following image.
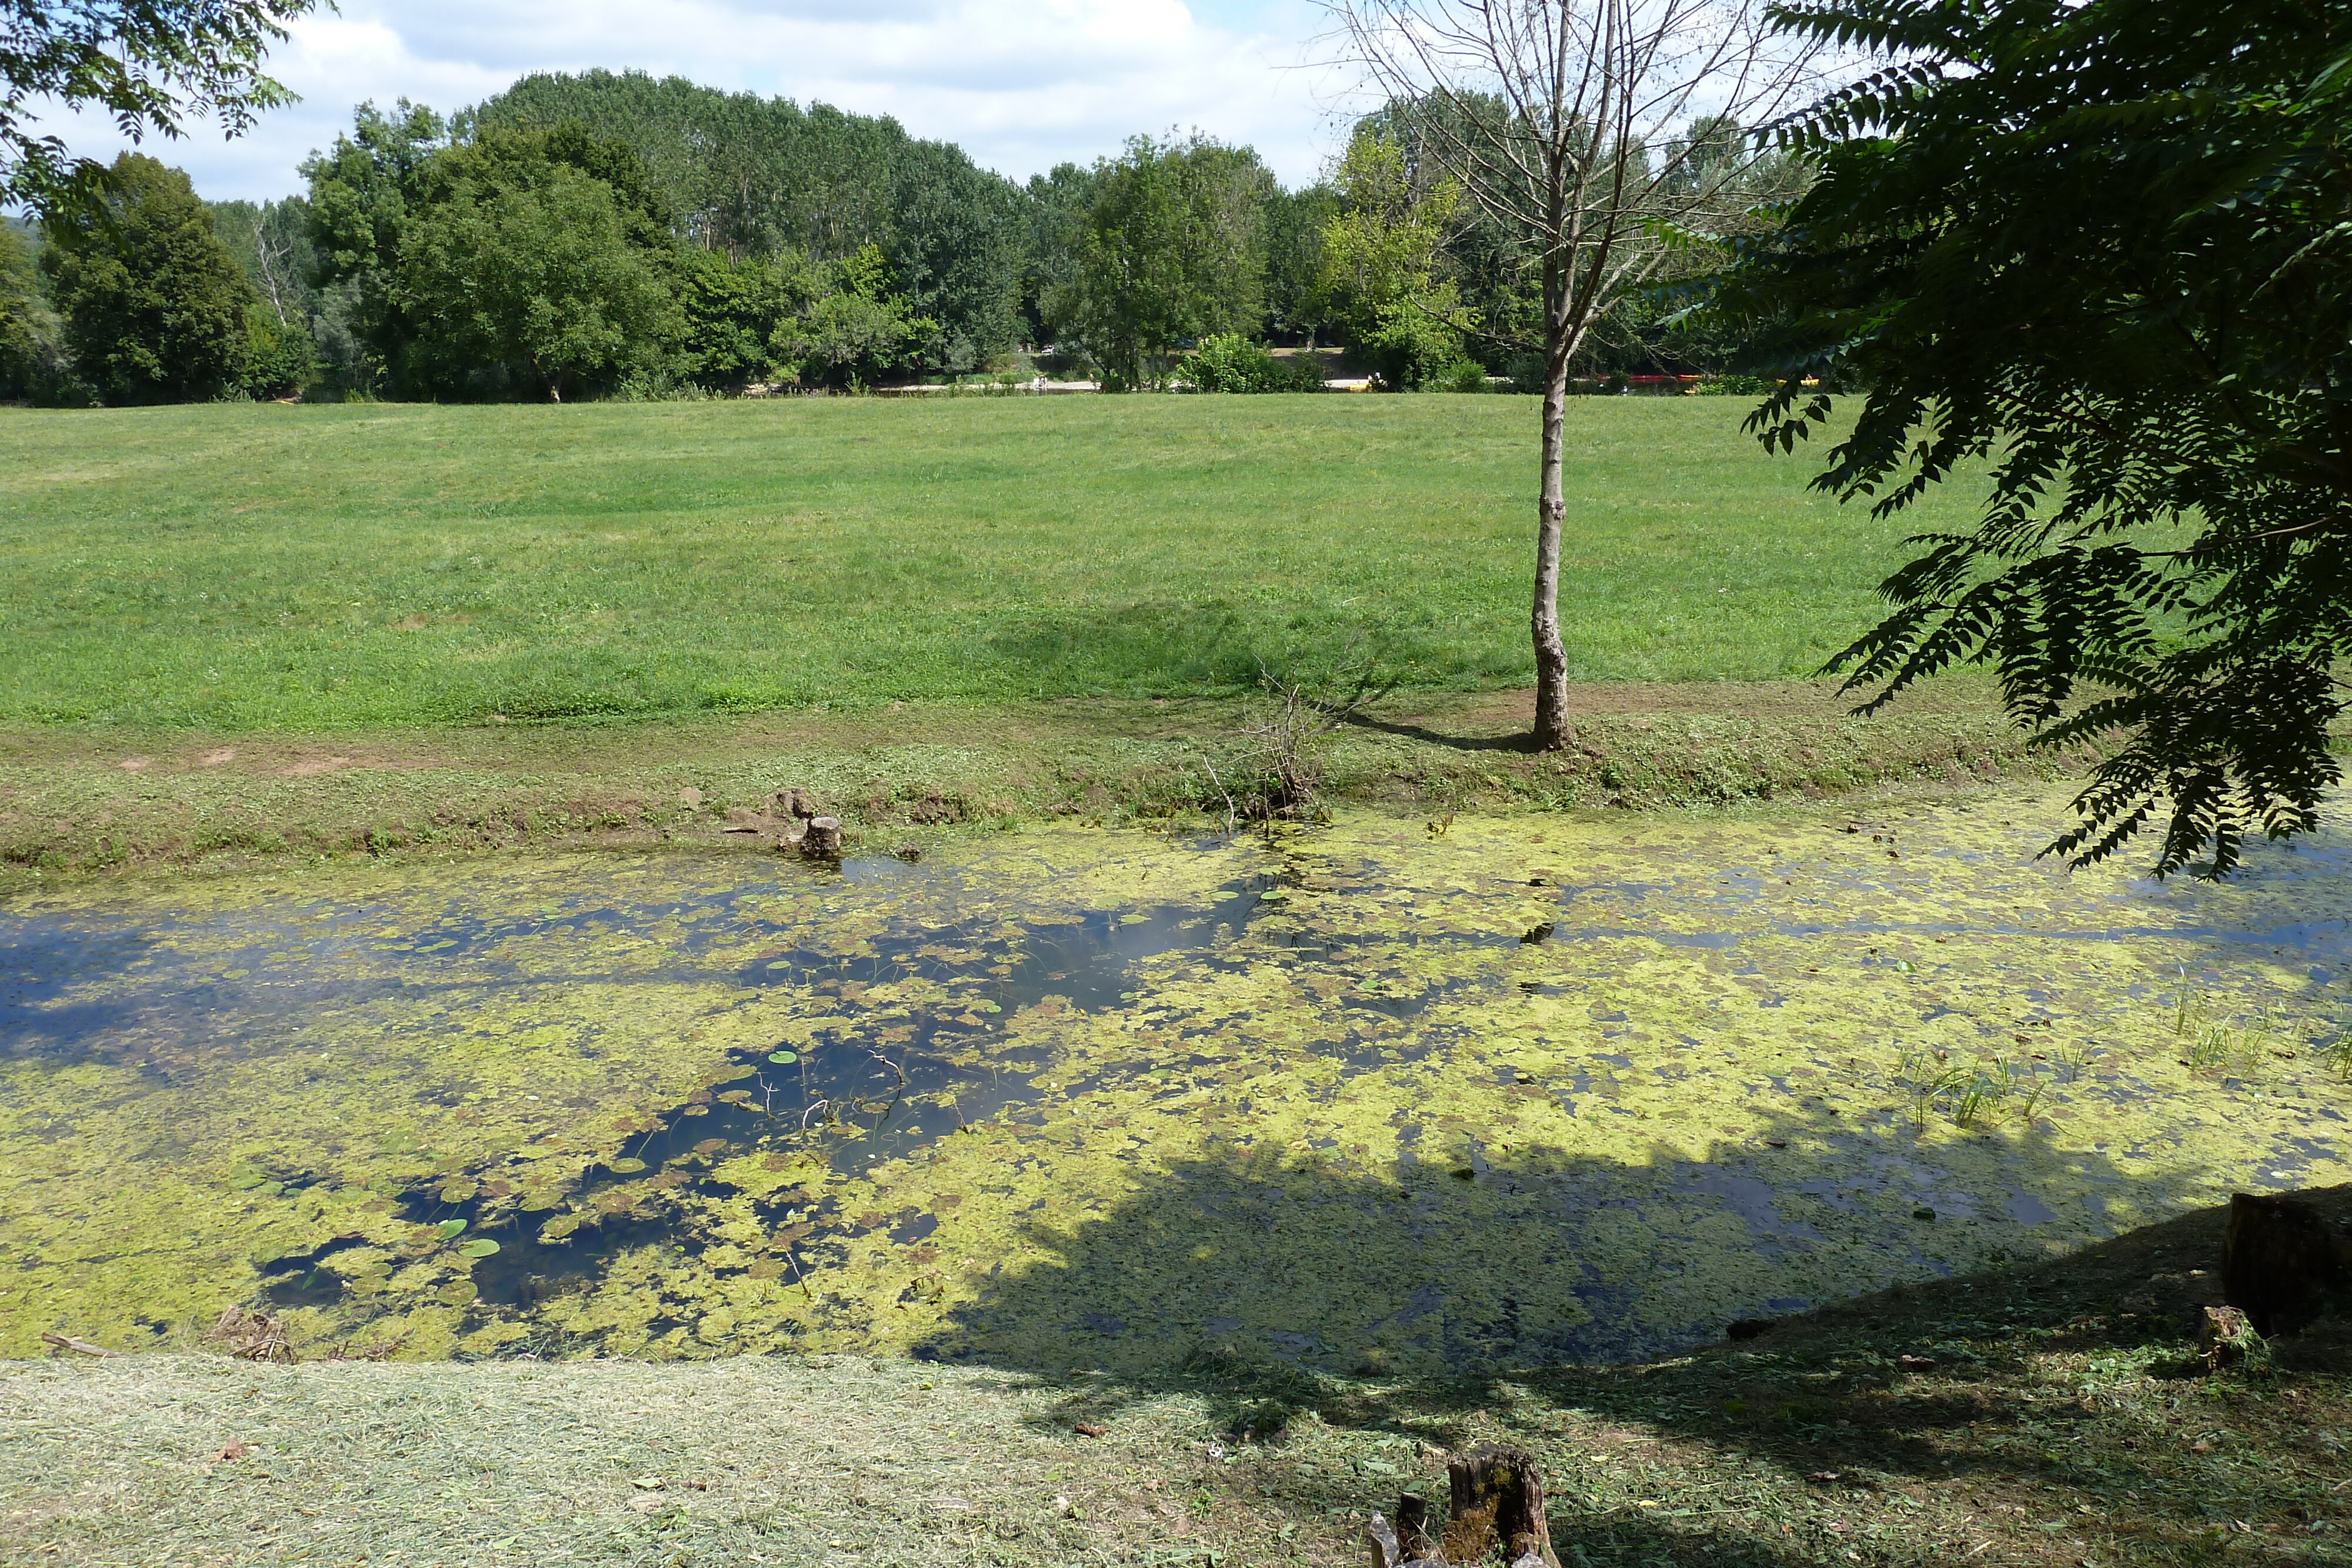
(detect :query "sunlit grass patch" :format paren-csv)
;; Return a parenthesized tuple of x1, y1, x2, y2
(0, 397, 1988, 730)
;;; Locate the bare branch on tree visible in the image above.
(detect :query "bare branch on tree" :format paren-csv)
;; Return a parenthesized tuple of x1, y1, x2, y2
(1318, 0, 1832, 748)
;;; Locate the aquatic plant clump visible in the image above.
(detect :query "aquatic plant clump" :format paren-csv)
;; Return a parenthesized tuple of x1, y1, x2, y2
(2, 791, 2346, 1370)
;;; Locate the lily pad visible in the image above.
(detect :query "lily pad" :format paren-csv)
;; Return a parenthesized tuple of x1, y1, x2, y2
(456, 1238, 500, 1259)
(433, 1218, 466, 1239)
(768, 1051, 798, 1064)
(607, 1158, 647, 1174)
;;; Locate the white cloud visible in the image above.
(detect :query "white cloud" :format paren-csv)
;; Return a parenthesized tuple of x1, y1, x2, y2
(22, 0, 1361, 203)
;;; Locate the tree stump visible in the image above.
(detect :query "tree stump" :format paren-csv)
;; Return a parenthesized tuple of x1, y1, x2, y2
(800, 815, 843, 860)
(1397, 1495, 1435, 1562)
(2199, 1305, 2258, 1369)
(1449, 1447, 1562, 1568)
(1365, 1449, 1559, 1568)
(776, 788, 817, 820)
(1367, 1493, 1442, 1568)
(2224, 1191, 2352, 1335)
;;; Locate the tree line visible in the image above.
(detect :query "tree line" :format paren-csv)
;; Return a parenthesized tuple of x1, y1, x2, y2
(0, 69, 1793, 405)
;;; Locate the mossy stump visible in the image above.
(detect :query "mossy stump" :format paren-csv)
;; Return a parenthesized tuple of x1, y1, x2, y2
(1367, 1447, 1561, 1568)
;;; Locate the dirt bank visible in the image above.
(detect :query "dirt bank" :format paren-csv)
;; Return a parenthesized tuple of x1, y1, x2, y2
(0, 678, 2090, 893)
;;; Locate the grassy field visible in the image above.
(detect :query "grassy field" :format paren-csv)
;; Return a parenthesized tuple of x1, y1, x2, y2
(6, 1188, 2346, 1567)
(0, 396, 1978, 731)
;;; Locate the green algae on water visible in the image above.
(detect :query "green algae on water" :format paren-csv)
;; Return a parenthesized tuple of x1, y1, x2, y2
(2, 793, 2346, 1372)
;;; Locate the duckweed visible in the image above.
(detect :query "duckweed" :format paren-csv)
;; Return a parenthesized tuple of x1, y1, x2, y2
(2, 791, 2345, 1373)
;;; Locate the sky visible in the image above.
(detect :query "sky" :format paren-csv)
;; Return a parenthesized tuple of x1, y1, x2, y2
(29, 0, 1361, 204)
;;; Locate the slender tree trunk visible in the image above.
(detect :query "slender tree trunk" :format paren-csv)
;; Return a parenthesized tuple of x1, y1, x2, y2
(1530, 271, 1573, 751)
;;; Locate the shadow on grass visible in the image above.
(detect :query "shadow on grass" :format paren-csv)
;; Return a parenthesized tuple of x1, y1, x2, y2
(897, 1107, 2321, 1562)
(981, 603, 1271, 693)
(1333, 707, 1538, 754)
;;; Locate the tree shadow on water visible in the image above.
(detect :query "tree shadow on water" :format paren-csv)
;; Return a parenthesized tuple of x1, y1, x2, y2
(904, 1106, 2267, 1560)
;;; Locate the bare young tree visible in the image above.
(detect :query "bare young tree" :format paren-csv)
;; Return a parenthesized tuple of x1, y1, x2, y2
(249, 218, 301, 325)
(1321, 0, 1825, 749)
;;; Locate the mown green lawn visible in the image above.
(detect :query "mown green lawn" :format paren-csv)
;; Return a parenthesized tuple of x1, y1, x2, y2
(0, 394, 1972, 731)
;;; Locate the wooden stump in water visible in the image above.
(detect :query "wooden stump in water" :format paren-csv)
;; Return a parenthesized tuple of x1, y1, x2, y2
(800, 815, 843, 860)
(2224, 1191, 2352, 1335)
(1365, 1449, 1559, 1568)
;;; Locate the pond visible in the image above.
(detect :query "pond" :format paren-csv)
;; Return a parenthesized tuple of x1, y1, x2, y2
(3, 792, 2347, 1373)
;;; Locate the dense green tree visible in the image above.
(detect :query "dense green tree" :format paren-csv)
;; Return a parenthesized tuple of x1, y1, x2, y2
(1, 0, 313, 208)
(304, 108, 690, 397)
(1339, 98, 1527, 373)
(470, 71, 1025, 372)
(1262, 184, 1339, 345)
(1718, 0, 2350, 875)
(1319, 127, 1470, 389)
(1021, 162, 1097, 347)
(890, 137, 1023, 370)
(0, 220, 62, 398)
(39, 152, 258, 402)
(394, 155, 678, 401)
(1052, 135, 1277, 389)
(299, 99, 450, 393)
(672, 248, 817, 385)
(776, 242, 937, 389)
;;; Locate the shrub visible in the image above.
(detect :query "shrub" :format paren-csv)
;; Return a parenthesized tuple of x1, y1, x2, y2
(1179, 333, 1324, 393)
(1438, 358, 1489, 393)
(241, 309, 317, 399)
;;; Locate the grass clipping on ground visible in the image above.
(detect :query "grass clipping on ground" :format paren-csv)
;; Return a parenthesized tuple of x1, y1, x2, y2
(4, 1191, 2348, 1568)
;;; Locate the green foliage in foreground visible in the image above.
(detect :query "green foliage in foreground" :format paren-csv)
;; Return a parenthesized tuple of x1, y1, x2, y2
(1725, 0, 2350, 874)
(0, 398, 1978, 731)
(0, 0, 312, 211)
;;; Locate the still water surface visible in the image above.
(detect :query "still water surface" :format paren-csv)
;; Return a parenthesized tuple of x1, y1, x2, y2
(3, 794, 2346, 1370)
